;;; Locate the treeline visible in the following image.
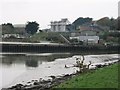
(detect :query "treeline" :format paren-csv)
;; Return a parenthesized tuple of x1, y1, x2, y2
(1, 17, 120, 35)
(2, 23, 15, 34)
(72, 17, 93, 29)
(1, 22, 40, 35)
(72, 17, 120, 30)
(96, 17, 119, 30)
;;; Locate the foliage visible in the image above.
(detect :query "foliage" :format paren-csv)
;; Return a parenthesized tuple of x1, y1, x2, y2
(54, 63, 119, 88)
(30, 32, 71, 43)
(101, 31, 120, 43)
(25, 21, 39, 35)
(2, 23, 13, 28)
(96, 17, 118, 30)
(72, 17, 93, 29)
(2, 23, 15, 34)
(97, 17, 111, 26)
(108, 32, 120, 37)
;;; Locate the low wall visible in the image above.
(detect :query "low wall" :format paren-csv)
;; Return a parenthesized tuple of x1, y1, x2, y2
(1, 43, 120, 53)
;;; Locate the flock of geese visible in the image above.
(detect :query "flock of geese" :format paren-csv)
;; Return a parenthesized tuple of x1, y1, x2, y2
(64, 55, 119, 73)
(65, 55, 92, 72)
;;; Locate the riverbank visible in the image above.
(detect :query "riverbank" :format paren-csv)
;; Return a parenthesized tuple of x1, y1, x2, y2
(1, 54, 119, 90)
(2, 62, 119, 90)
(54, 63, 119, 89)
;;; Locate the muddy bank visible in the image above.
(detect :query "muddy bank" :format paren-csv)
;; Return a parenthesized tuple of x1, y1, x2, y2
(2, 73, 77, 90)
(2, 57, 119, 90)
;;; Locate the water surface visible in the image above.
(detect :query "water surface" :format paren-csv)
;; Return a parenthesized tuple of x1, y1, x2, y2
(0, 52, 119, 89)
(0, 53, 73, 88)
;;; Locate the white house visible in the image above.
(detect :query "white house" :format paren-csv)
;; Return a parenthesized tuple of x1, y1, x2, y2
(50, 18, 71, 32)
(70, 36, 99, 44)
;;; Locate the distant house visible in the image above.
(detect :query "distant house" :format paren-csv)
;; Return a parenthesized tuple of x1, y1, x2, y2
(2, 34, 25, 39)
(78, 25, 103, 31)
(70, 27, 100, 44)
(77, 22, 110, 32)
(50, 18, 71, 32)
(79, 30, 101, 36)
(71, 29, 102, 37)
(70, 35, 99, 44)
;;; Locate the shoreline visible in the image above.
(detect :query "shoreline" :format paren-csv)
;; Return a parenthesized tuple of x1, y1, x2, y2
(2, 56, 119, 90)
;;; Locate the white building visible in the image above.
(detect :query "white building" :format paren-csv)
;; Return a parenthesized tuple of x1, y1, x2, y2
(70, 36, 99, 44)
(50, 18, 70, 32)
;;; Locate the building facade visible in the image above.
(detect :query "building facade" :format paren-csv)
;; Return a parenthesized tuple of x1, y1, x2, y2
(50, 18, 71, 32)
(70, 36, 99, 44)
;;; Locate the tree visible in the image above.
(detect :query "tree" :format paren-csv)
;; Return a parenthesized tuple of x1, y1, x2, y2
(6, 23, 14, 28)
(96, 17, 111, 27)
(25, 21, 39, 35)
(72, 17, 93, 30)
(2, 23, 14, 34)
(96, 17, 118, 30)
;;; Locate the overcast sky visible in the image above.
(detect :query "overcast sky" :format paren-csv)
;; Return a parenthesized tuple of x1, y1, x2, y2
(0, 0, 119, 29)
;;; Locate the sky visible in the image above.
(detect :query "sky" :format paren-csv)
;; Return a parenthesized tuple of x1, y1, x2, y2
(0, 0, 119, 29)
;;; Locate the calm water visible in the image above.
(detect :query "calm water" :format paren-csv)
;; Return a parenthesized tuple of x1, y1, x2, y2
(0, 53, 74, 88)
(0, 52, 118, 89)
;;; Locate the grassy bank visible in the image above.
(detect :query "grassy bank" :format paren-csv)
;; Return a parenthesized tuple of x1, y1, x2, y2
(54, 63, 119, 89)
(30, 32, 71, 43)
(2, 32, 71, 43)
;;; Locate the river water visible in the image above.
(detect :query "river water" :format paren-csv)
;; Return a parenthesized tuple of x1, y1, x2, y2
(0, 52, 119, 89)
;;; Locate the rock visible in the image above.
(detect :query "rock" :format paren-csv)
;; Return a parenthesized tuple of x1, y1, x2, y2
(96, 64, 102, 68)
(64, 74, 70, 77)
(49, 75, 56, 79)
(41, 79, 51, 84)
(1, 88, 8, 90)
(27, 81, 31, 84)
(33, 81, 39, 85)
(9, 84, 24, 90)
(39, 78, 43, 82)
(25, 84, 42, 90)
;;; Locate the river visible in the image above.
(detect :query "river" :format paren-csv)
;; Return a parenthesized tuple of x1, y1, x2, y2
(0, 52, 119, 89)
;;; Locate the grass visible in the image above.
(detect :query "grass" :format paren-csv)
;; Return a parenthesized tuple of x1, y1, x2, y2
(54, 63, 119, 89)
(30, 32, 71, 43)
(2, 32, 71, 43)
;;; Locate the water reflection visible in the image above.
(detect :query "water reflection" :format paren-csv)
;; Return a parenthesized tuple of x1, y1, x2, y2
(1, 53, 73, 68)
(0, 52, 118, 88)
(25, 59, 38, 67)
(1, 52, 116, 68)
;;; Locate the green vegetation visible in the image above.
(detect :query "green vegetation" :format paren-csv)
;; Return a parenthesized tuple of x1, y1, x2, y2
(101, 31, 120, 44)
(30, 32, 71, 43)
(72, 17, 93, 30)
(2, 23, 15, 34)
(1, 17, 120, 44)
(96, 17, 118, 30)
(25, 21, 39, 35)
(54, 63, 119, 89)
